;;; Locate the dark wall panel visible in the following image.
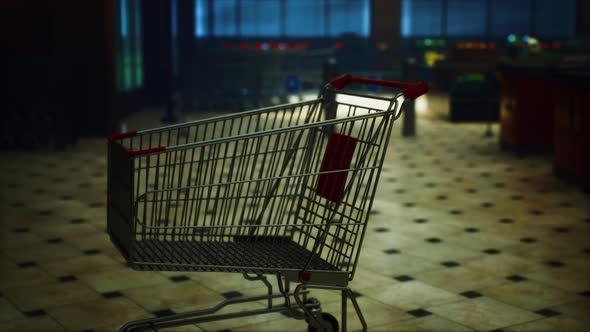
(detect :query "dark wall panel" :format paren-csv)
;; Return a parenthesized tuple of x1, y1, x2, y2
(0, 0, 138, 146)
(371, 0, 401, 51)
(142, 0, 173, 108)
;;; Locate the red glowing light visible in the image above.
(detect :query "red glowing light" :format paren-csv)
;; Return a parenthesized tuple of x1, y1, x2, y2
(552, 41, 561, 49)
(334, 42, 344, 49)
(239, 42, 248, 51)
(254, 42, 263, 51)
(488, 42, 497, 49)
(302, 272, 311, 282)
(295, 43, 304, 50)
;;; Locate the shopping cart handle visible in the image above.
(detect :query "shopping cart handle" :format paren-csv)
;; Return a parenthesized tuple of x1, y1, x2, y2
(108, 130, 137, 142)
(329, 74, 429, 100)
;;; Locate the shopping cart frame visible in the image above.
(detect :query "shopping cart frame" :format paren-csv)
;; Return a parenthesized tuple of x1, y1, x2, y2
(108, 74, 428, 331)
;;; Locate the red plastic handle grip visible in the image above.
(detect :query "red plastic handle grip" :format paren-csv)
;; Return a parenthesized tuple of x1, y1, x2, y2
(107, 130, 137, 141)
(127, 147, 166, 156)
(329, 74, 429, 100)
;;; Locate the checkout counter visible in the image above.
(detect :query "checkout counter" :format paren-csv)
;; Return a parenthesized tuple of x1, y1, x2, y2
(498, 59, 589, 187)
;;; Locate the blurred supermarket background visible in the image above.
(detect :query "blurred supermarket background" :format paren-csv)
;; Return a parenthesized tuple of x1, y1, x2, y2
(1, 2, 590, 331)
(3, 0, 587, 185)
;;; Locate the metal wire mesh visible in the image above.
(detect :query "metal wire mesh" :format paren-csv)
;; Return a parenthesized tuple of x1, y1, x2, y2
(109, 90, 401, 277)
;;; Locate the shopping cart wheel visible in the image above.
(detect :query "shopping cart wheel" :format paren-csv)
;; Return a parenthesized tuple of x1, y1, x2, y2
(304, 297, 321, 312)
(307, 313, 339, 332)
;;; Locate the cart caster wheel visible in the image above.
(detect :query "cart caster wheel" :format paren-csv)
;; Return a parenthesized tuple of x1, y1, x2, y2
(307, 313, 339, 332)
(304, 297, 321, 312)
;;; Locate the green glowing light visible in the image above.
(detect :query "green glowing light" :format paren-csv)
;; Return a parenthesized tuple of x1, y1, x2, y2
(457, 73, 485, 83)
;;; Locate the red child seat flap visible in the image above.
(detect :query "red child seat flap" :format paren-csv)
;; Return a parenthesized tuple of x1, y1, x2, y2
(316, 133, 358, 203)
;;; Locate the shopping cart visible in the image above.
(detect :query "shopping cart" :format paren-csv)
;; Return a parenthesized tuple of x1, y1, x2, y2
(107, 74, 428, 331)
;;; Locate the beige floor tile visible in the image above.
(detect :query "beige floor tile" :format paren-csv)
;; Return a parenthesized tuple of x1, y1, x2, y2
(414, 266, 510, 293)
(192, 302, 285, 331)
(0, 316, 65, 332)
(358, 249, 440, 276)
(540, 233, 590, 252)
(250, 288, 342, 310)
(4, 281, 101, 311)
(348, 268, 399, 292)
(403, 242, 482, 262)
(63, 232, 115, 251)
(0, 265, 56, 291)
(502, 241, 582, 263)
(549, 299, 590, 323)
(525, 267, 590, 293)
(484, 224, 551, 241)
(33, 223, 99, 240)
(445, 232, 520, 251)
(0, 209, 42, 227)
(362, 231, 422, 250)
(0, 298, 23, 322)
(125, 280, 224, 312)
(461, 253, 541, 275)
(562, 256, 590, 272)
(232, 316, 308, 332)
(320, 295, 413, 331)
(0, 256, 16, 267)
(47, 297, 150, 332)
(480, 280, 580, 311)
(118, 324, 204, 332)
(57, 204, 107, 223)
(36, 200, 93, 219)
(390, 220, 466, 239)
(231, 282, 280, 302)
(2, 242, 82, 263)
(100, 246, 129, 264)
(24, 200, 94, 219)
(183, 272, 275, 293)
(505, 316, 587, 332)
(427, 297, 541, 332)
(371, 315, 474, 332)
(370, 281, 463, 311)
(1, 232, 45, 249)
(77, 267, 170, 293)
(42, 254, 121, 277)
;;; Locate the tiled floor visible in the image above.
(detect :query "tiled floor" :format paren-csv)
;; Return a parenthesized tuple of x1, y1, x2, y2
(1, 94, 589, 332)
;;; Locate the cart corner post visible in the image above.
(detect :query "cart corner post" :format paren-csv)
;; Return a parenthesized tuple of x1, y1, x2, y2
(107, 139, 136, 260)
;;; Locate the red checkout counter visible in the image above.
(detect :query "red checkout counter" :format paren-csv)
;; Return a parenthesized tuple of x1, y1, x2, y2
(498, 62, 556, 153)
(551, 69, 590, 187)
(498, 60, 589, 187)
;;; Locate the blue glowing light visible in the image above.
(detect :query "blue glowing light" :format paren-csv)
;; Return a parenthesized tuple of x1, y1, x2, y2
(172, 0, 178, 37)
(121, 0, 128, 37)
(194, 0, 208, 37)
(507, 34, 517, 43)
(362, 0, 370, 37)
(401, 0, 412, 37)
